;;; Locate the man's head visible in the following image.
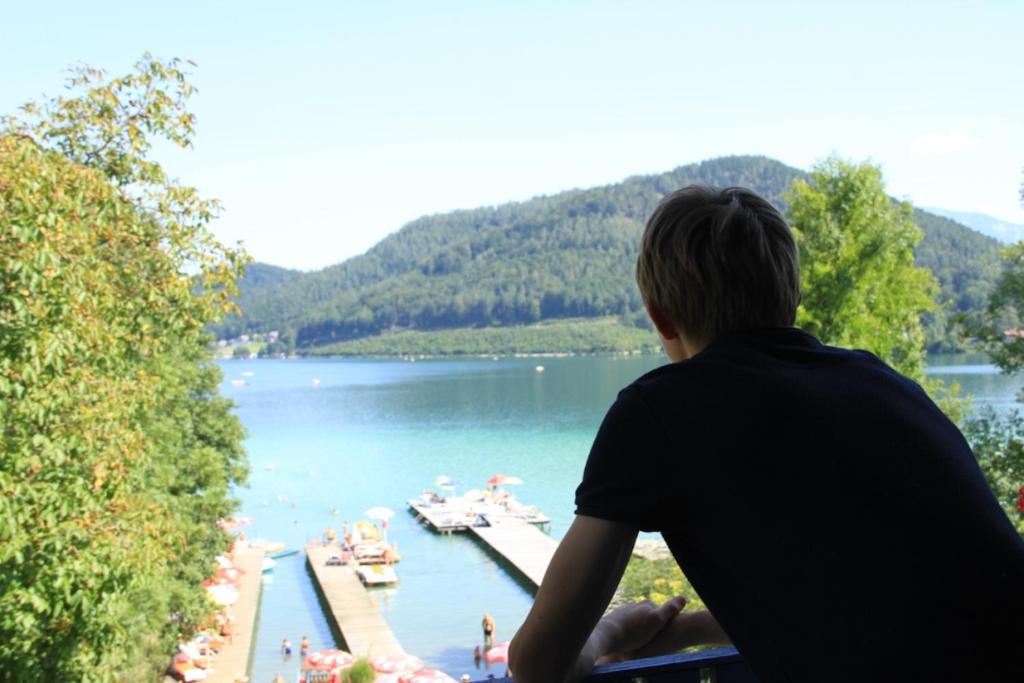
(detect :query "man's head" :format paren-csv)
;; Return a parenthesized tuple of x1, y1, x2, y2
(636, 185, 800, 352)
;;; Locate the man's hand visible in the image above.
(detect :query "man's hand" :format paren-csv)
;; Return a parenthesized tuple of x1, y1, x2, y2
(596, 608, 732, 664)
(591, 595, 687, 661)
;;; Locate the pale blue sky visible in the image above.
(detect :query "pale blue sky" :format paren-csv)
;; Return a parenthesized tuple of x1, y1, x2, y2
(3, 1, 1022, 270)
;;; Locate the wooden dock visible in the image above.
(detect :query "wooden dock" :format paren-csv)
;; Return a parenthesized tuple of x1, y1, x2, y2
(206, 542, 265, 683)
(306, 544, 405, 658)
(468, 516, 558, 589)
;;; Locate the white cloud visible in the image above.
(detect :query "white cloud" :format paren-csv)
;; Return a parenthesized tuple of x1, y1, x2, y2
(910, 127, 976, 157)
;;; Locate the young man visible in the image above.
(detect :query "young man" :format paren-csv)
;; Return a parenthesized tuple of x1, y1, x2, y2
(509, 186, 1024, 682)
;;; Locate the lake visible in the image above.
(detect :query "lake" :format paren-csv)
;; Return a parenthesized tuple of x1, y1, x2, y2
(219, 352, 1022, 682)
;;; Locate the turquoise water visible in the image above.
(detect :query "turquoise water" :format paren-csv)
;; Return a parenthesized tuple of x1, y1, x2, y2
(220, 353, 1022, 683)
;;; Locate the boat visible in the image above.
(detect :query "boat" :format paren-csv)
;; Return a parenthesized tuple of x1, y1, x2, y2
(269, 548, 299, 559)
(261, 557, 277, 573)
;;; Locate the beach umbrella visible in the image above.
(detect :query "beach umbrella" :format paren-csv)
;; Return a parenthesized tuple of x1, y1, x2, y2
(182, 668, 208, 682)
(306, 649, 356, 671)
(205, 583, 239, 606)
(485, 642, 510, 665)
(371, 654, 424, 674)
(398, 669, 457, 683)
(217, 516, 253, 531)
(487, 474, 523, 488)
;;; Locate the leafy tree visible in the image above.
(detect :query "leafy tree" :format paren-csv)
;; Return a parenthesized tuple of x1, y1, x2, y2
(0, 56, 247, 679)
(232, 344, 253, 359)
(962, 409, 1024, 534)
(786, 157, 938, 381)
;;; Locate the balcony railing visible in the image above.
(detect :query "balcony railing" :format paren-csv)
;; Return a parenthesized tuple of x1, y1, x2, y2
(478, 647, 758, 682)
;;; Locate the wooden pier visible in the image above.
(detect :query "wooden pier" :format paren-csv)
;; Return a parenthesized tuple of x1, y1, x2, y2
(306, 544, 405, 658)
(468, 516, 558, 589)
(205, 542, 265, 683)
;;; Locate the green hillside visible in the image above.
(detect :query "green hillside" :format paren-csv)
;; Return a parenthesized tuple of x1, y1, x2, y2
(212, 156, 1002, 354)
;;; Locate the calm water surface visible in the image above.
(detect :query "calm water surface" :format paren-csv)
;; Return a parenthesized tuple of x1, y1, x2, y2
(221, 353, 1022, 682)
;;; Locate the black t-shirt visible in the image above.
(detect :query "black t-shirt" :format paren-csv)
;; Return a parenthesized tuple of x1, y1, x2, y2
(576, 328, 1024, 682)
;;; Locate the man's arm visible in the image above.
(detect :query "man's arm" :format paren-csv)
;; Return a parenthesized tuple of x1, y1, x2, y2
(508, 515, 686, 683)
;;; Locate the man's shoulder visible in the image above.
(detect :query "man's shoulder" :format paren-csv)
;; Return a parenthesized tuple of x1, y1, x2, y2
(620, 329, 911, 414)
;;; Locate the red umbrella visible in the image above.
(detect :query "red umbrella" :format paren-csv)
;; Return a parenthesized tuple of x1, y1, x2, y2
(398, 669, 457, 683)
(372, 654, 424, 674)
(485, 642, 510, 665)
(216, 566, 245, 583)
(305, 649, 356, 671)
(486, 474, 523, 488)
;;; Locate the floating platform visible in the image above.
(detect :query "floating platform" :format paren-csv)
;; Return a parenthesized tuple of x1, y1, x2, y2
(306, 544, 405, 657)
(356, 563, 399, 587)
(408, 494, 550, 533)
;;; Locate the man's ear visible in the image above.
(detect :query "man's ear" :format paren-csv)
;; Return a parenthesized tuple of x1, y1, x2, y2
(645, 302, 679, 340)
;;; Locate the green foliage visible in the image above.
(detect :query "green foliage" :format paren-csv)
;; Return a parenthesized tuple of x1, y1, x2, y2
(308, 317, 659, 357)
(616, 556, 704, 612)
(973, 242, 1024, 374)
(341, 658, 376, 683)
(787, 158, 937, 380)
(913, 209, 1002, 352)
(962, 409, 1024, 534)
(232, 344, 253, 359)
(0, 56, 247, 680)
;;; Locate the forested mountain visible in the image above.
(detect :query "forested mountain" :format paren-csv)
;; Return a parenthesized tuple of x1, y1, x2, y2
(212, 156, 1002, 353)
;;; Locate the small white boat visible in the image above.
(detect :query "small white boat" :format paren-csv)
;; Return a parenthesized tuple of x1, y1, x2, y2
(231, 379, 246, 387)
(535, 365, 545, 373)
(241, 371, 255, 377)
(261, 557, 277, 573)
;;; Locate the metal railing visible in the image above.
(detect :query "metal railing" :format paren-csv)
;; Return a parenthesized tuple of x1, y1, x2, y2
(477, 647, 757, 683)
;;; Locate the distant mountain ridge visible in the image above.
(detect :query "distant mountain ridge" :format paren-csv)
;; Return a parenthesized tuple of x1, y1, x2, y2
(213, 156, 1003, 353)
(923, 207, 1024, 244)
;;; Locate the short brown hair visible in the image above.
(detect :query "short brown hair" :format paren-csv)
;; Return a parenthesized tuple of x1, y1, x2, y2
(636, 185, 800, 344)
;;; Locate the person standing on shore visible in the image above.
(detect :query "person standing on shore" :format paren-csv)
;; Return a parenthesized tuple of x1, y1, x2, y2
(300, 635, 310, 658)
